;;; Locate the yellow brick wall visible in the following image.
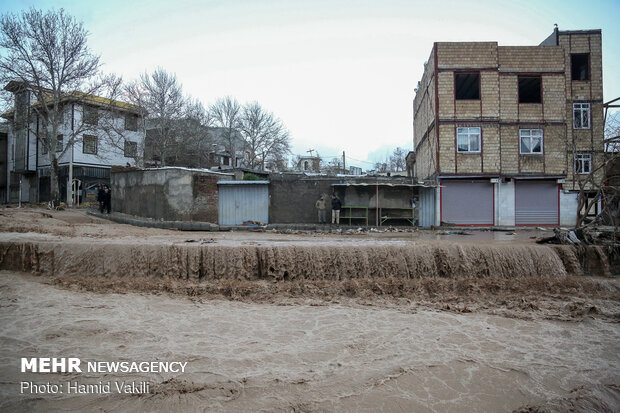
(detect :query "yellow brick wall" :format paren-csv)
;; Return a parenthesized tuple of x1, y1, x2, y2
(481, 72, 500, 118)
(413, 49, 436, 148)
(542, 75, 566, 121)
(499, 76, 518, 122)
(437, 43, 498, 68)
(414, 127, 436, 180)
(413, 32, 605, 188)
(437, 71, 453, 118)
(558, 32, 604, 190)
(544, 125, 568, 175)
(498, 46, 564, 72)
(500, 125, 519, 174)
(482, 125, 500, 173)
(518, 104, 543, 122)
(438, 124, 455, 174)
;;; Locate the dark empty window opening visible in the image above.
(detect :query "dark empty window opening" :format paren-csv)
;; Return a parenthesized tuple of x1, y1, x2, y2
(518, 76, 541, 104)
(455, 72, 480, 100)
(571, 54, 590, 81)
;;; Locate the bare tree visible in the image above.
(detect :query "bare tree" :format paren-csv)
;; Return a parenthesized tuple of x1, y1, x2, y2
(0, 8, 119, 205)
(389, 147, 407, 171)
(177, 97, 214, 167)
(238, 102, 290, 171)
(574, 107, 620, 229)
(209, 96, 242, 167)
(125, 68, 185, 167)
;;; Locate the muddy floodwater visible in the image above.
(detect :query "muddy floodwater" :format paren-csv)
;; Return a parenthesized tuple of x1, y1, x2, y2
(0, 272, 618, 412)
(0, 208, 619, 412)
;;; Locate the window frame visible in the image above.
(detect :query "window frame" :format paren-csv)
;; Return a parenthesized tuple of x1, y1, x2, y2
(571, 53, 590, 81)
(83, 105, 99, 125)
(574, 152, 592, 175)
(124, 140, 137, 158)
(124, 113, 138, 131)
(454, 72, 481, 100)
(456, 127, 482, 153)
(518, 76, 542, 104)
(82, 134, 98, 155)
(519, 129, 543, 155)
(573, 103, 591, 129)
(56, 135, 63, 153)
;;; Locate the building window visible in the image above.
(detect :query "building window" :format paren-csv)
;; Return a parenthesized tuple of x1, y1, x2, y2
(456, 127, 481, 153)
(124, 113, 138, 131)
(124, 140, 137, 158)
(573, 103, 590, 129)
(56, 135, 63, 152)
(455, 72, 480, 100)
(519, 129, 543, 154)
(41, 139, 48, 155)
(574, 153, 592, 174)
(83, 105, 98, 125)
(571, 54, 590, 81)
(82, 134, 98, 155)
(518, 76, 542, 103)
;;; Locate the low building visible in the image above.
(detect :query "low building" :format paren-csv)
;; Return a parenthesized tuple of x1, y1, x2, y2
(413, 27, 604, 226)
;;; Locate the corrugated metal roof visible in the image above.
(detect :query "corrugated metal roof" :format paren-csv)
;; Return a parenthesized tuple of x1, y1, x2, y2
(217, 180, 270, 185)
(331, 182, 436, 188)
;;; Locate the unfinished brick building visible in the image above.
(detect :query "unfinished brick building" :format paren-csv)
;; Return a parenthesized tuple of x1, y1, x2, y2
(413, 27, 604, 226)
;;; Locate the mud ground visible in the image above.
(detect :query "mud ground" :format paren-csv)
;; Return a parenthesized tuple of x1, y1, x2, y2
(0, 207, 618, 412)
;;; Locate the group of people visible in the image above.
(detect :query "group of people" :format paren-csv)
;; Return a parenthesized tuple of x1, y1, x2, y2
(97, 184, 111, 214)
(315, 194, 342, 224)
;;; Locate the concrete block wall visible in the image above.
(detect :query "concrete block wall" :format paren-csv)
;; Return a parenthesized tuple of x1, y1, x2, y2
(111, 168, 233, 222)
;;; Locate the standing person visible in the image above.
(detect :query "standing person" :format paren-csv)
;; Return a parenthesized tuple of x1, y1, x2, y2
(103, 185, 111, 214)
(315, 195, 327, 224)
(97, 184, 105, 213)
(331, 194, 342, 225)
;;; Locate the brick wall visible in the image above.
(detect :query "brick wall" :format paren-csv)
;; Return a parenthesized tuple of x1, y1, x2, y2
(412, 30, 605, 185)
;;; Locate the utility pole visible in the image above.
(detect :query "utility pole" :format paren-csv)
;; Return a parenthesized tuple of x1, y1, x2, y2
(342, 151, 346, 174)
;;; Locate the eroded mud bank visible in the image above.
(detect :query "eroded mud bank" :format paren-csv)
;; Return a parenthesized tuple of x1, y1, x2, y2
(0, 241, 601, 280)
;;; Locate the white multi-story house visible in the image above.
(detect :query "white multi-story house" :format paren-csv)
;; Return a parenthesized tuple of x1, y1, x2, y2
(2, 81, 145, 203)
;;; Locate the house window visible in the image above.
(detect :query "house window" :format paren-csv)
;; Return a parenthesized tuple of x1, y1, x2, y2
(518, 76, 542, 103)
(41, 139, 48, 155)
(573, 103, 590, 129)
(83, 105, 98, 125)
(455, 72, 480, 100)
(124, 140, 137, 158)
(124, 113, 138, 131)
(82, 134, 98, 154)
(574, 153, 592, 174)
(571, 54, 590, 81)
(56, 135, 63, 152)
(456, 127, 481, 153)
(519, 129, 543, 154)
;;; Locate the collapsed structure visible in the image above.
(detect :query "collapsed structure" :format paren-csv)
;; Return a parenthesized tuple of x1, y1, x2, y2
(412, 27, 604, 227)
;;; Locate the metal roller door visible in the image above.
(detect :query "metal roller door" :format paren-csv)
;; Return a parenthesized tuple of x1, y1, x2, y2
(441, 180, 493, 225)
(515, 180, 558, 226)
(218, 181, 269, 225)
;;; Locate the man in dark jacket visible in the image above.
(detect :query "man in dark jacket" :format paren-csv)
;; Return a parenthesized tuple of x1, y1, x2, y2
(103, 186, 111, 214)
(97, 184, 105, 213)
(331, 194, 342, 224)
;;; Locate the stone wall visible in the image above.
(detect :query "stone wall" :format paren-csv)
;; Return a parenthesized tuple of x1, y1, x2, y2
(111, 167, 233, 222)
(268, 175, 416, 224)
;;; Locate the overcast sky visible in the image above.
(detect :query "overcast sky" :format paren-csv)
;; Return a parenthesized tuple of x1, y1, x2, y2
(1, 0, 619, 169)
